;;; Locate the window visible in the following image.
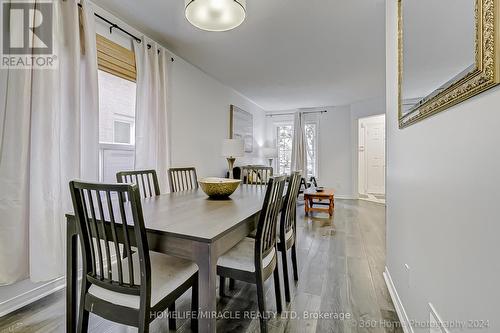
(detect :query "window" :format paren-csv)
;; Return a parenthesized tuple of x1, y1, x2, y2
(114, 121, 133, 144)
(276, 125, 293, 175)
(305, 122, 318, 178)
(97, 33, 136, 145)
(97, 35, 136, 182)
(275, 121, 318, 178)
(98, 70, 136, 144)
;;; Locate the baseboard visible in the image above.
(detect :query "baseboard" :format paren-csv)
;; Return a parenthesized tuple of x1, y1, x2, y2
(0, 252, 116, 317)
(0, 276, 66, 317)
(359, 197, 386, 205)
(335, 195, 357, 200)
(383, 267, 414, 333)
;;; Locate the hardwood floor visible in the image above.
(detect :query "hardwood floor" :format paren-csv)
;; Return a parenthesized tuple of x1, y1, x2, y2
(0, 200, 402, 333)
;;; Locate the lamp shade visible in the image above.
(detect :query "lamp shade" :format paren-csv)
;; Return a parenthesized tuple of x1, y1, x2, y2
(262, 146, 278, 158)
(222, 139, 244, 158)
(185, 0, 246, 32)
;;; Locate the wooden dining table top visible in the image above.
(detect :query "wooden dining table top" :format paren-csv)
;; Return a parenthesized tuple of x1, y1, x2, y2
(66, 184, 268, 243)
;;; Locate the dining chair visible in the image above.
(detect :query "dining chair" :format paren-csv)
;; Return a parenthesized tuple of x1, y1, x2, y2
(310, 176, 318, 188)
(240, 165, 273, 185)
(233, 163, 272, 267)
(69, 181, 198, 333)
(116, 170, 161, 263)
(297, 177, 311, 197)
(278, 171, 302, 302)
(168, 167, 198, 192)
(217, 175, 286, 333)
(116, 170, 160, 198)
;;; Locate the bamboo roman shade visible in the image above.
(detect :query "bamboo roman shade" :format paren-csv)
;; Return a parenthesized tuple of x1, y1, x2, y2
(96, 34, 136, 82)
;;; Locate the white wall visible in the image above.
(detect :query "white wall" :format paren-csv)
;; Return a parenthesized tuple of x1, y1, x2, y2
(386, 1, 499, 332)
(316, 106, 353, 198)
(93, 3, 266, 179)
(168, 57, 265, 177)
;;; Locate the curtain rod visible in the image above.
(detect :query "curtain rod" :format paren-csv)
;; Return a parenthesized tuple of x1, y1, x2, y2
(265, 110, 327, 117)
(77, 3, 174, 62)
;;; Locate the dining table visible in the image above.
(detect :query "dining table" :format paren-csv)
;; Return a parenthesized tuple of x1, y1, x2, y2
(66, 184, 268, 333)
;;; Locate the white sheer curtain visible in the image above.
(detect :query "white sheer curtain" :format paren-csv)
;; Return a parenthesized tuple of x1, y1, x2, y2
(134, 39, 170, 191)
(0, 0, 99, 284)
(291, 111, 307, 178)
(0, 48, 31, 285)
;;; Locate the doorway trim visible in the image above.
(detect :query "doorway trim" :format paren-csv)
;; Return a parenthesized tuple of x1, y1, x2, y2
(357, 114, 386, 204)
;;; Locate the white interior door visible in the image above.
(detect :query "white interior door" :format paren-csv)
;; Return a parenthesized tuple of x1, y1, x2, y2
(365, 120, 385, 194)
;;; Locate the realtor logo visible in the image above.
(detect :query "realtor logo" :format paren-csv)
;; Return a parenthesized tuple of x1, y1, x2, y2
(1, 0, 56, 68)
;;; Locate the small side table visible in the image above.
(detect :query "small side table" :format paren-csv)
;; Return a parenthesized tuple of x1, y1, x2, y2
(304, 188, 335, 216)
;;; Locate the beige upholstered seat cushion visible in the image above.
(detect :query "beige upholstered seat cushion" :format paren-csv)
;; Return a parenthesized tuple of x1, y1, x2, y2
(88, 252, 197, 309)
(217, 237, 276, 272)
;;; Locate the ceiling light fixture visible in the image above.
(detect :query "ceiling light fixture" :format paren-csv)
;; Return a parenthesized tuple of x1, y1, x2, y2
(185, 0, 246, 32)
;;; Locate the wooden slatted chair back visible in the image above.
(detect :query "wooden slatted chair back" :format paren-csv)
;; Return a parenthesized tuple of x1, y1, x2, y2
(240, 166, 273, 185)
(69, 181, 151, 306)
(280, 172, 302, 245)
(116, 170, 160, 198)
(168, 167, 198, 192)
(254, 175, 286, 270)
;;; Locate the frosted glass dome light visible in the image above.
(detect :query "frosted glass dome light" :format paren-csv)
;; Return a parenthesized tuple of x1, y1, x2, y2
(185, 0, 246, 32)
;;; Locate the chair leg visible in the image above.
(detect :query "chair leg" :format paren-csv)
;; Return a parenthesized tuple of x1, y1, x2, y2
(229, 278, 236, 290)
(137, 324, 149, 333)
(191, 276, 199, 331)
(281, 249, 291, 303)
(256, 278, 268, 333)
(219, 276, 226, 297)
(76, 308, 89, 333)
(273, 267, 283, 314)
(138, 323, 150, 333)
(77, 282, 89, 333)
(291, 245, 299, 281)
(138, 314, 150, 333)
(168, 302, 176, 331)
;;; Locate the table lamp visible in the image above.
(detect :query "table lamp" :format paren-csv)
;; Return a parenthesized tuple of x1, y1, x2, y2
(222, 139, 244, 179)
(262, 146, 278, 167)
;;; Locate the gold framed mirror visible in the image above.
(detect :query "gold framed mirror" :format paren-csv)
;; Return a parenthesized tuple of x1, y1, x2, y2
(398, 0, 500, 128)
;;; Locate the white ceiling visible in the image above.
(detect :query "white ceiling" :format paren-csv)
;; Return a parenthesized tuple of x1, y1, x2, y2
(92, 0, 386, 111)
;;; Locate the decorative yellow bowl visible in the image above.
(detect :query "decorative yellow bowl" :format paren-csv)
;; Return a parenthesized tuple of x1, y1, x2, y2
(198, 177, 242, 199)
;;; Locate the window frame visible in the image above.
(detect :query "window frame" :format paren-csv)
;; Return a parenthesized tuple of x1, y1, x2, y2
(113, 119, 135, 145)
(304, 120, 319, 178)
(96, 34, 137, 182)
(274, 121, 294, 176)
(273, 119, 320, 178)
